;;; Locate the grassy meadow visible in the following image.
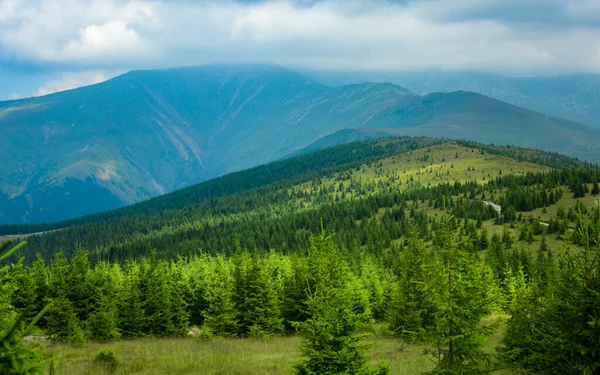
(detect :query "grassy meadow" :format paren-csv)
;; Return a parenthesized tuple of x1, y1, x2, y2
(43, 322, 521, 375)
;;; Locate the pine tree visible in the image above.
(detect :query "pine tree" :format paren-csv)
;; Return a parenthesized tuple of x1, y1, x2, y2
(242, 257, 284, 338)
(387, 229, 436, 341)
(67, 249, 93, 323)
(45, 296, 86, 343)
(0, 240, 52, 374)
(139, 254, 175, 336)
(502, 226, 513, 249)
(29, 256, 49, 327)
(539, 236, 548, 252)
(45, 252, 86, 343)
(86, 262, 120, 341)
(502, 205, 600, 374)
(360, 256, 393, 322)
(167, 261, 191, 336)
(592, 182, 599, 196)
(425, 213, 499, 374)
(479, 227, 489, 250)
(201, 256, 238, 336)
(119, 260, 145, 338)
(9, 260, 36, 320)
(294, 231, 388, 375)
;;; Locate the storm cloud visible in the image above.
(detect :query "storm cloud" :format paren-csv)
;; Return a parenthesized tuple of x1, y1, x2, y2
(1, 0, 600, 98)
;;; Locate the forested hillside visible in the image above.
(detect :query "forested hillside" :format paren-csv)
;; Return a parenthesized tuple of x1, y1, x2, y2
(3, 65, 600, 225)
(2, 137, 600, 374)
(1, 137, 593, 259)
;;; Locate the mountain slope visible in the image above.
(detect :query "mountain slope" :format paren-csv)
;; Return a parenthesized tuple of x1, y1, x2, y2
(303, 70, 600, 128)
(2, 65, 600, 224)
(385, 91, 600, 157)
(0, 65, 415, 224)
(303, 91, 600, 162)
(3, 136, 593, 262)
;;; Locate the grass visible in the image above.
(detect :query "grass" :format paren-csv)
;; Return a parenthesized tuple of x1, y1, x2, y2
(0, 229, 61, 245)
(44, 336, 302, 375)
(42, 322, 524, 375)
(43, 334, 425, 375)
(342, 143, 549, 188)
(527, 188, 599, 223)
(291, 142, 550, 205)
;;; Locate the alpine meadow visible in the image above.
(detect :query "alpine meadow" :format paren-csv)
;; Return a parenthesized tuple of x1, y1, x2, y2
(3, 1, 600, 374)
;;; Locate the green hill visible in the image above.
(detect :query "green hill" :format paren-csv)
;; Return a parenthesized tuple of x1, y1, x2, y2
(4, 136, 597, 264)
(3, 65, 600, 224)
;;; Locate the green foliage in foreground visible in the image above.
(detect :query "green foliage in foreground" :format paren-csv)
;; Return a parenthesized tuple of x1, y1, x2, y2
(502, 203, 600, 375)
(294, 231, 389, 375)
(425, 214, 499, 375)
(4, 204, 600, 374)
(0, 240, 50, 374)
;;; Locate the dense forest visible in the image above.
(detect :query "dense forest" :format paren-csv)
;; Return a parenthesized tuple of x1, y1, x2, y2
(2, 137, 600, 374)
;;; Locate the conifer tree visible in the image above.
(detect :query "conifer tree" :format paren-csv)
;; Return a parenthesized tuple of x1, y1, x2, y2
(86, 262, 120, 340)
(387, 228, 436, 341)
(45, 252, 86, 343)
(479, 227, 489, 250)
(9, 260, 36, 320)
(503, 205, 600, 374)
(201, 256, 238, 336)
(592, 182, 600, 196)
(282, 256, 311, 332)
(138, 254, 175, 336)
(0, 240, 51, 374)
(242, 257, 284, 338)
(119, 260, 145, 338)
(294, 230, 388, 375)
(426, 213, 499, 374)
(501, 227, 513, 249)
(45, 296, 85, 343)
(167, 261, 191, 336)
(360, 256, 394, 321)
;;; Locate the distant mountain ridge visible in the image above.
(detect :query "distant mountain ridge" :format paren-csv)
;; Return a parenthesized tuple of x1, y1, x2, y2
(2, 64, 600, 224)
(302, 69, 600, 128)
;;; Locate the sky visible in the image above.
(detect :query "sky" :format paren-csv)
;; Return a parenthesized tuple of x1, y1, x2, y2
(1, 0, 600, 100)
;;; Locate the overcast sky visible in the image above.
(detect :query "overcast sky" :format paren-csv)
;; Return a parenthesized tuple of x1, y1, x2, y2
(1, 0, 600, 99)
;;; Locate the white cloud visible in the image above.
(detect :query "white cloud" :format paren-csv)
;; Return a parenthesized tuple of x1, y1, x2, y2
(0, 0, 599, 76)
(35, 70, 112, 96)
(61, 20, 148, 60)
(8, 93, 21, 100)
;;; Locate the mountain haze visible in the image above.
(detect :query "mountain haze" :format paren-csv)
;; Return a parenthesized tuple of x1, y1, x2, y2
(2, 64, 600, 224)
(303, 70, 600, 128)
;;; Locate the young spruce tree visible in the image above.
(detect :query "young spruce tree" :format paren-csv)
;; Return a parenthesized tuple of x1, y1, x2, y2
(426, 212, 499, 375)
(0, 240, 51, 374)
(294, 230, 388, 375)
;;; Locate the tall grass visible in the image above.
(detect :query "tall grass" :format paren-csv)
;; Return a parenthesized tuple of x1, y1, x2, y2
(43, 332, 438, 375)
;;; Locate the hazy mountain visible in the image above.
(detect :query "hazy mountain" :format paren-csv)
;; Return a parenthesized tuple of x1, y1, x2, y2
(2, 64, 599, 224)
(302, 70, 600, 128)
(296, 91, 600, 159)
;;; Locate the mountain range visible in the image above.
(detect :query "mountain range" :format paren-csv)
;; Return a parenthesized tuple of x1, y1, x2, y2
(2, 64, 600, 224)
(302, 70, 600, 128)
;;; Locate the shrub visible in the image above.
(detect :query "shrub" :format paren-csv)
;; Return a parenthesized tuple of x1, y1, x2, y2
(93, 349, 120, 372)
